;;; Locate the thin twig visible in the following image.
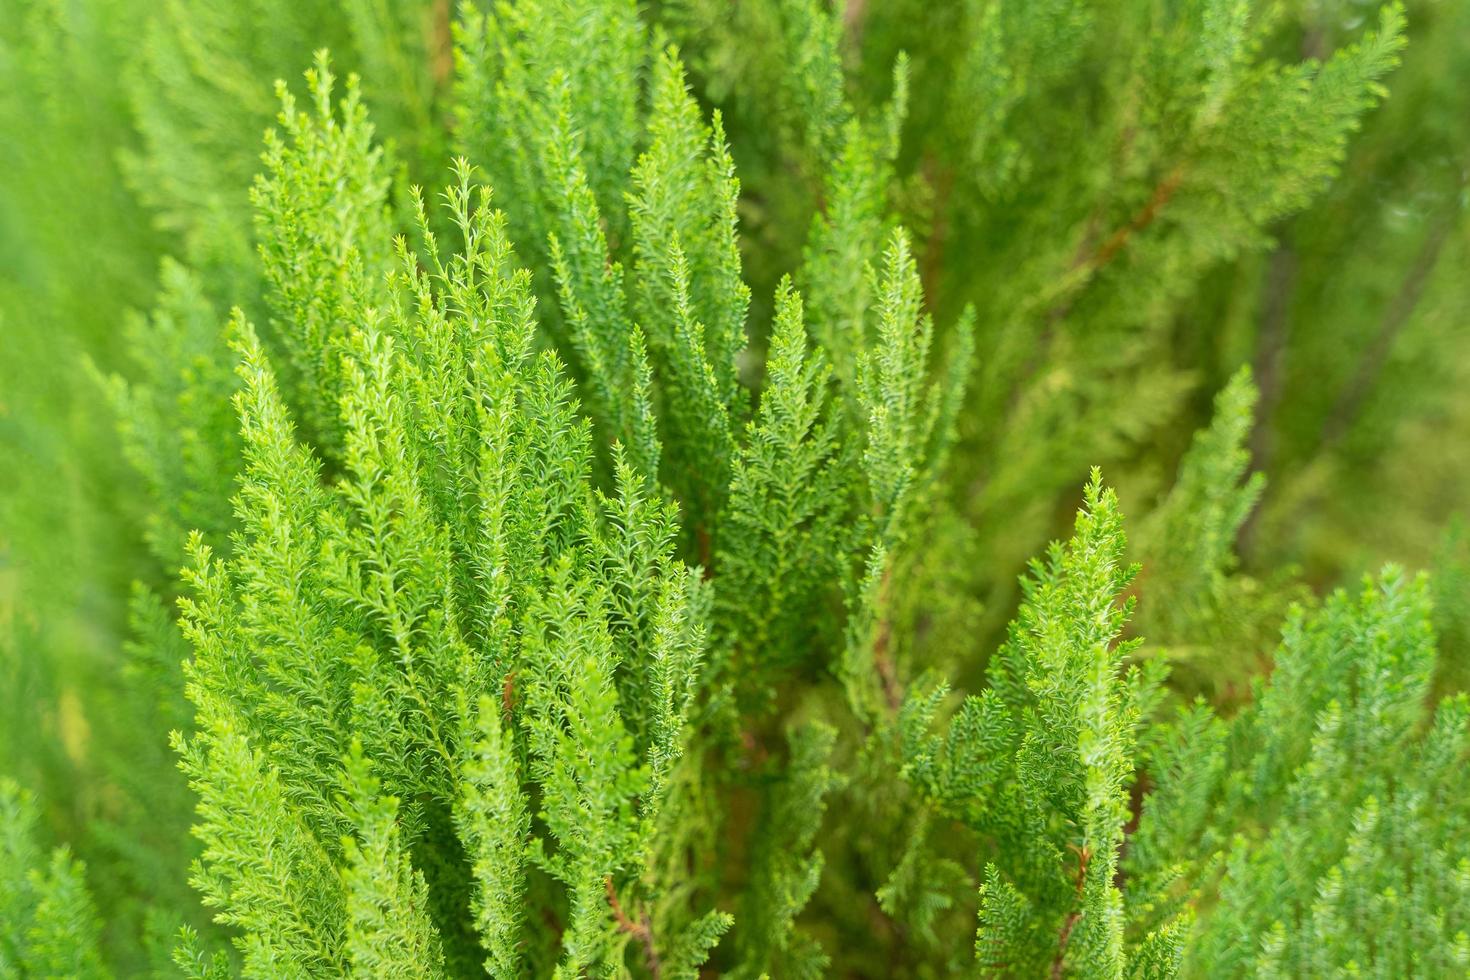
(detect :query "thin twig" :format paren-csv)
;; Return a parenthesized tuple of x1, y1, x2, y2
(843, 0, 870, 48)
(1238, 239, 1298, 558)
(1090, 167, 1184, 272)
(919, 156, 955, 313)
(429, 0, 454, 87)
(500, 670, 517, 720)
(1033, 164, 1187, 387)
(1320, 215, 1454, 450)
(695, 523, 714, 580)
(1050, 844, 1092, 980)
(606, 876, 662, 979)
(872, 566, 903, 714)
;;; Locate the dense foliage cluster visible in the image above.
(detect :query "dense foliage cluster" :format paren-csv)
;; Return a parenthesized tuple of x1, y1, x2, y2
(2, 0, 1468, 976)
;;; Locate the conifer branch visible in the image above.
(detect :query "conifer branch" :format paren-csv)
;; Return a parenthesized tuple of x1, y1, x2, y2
(606, 876, 662, 979)
(1050, 844, 1092, 980)
(1089, 166, 1186, 272)
(1321, 209, 1455, 449)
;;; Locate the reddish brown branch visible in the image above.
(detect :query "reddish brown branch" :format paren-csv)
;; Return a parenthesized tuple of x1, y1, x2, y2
(1050, 845, 1093, 980)
(429, 0, 454, 87)
(1090, 168, 1184, 272)
(606, 877, 661, 979)
(500, 670, 517, 720)
(872, 566, 903, 714)
(739, 728, 771, 768)
(1051, 911, 1082, 980)
(920, 158, 956, 312)
(843, 0, 870, 46)
(1040, 165, 1185, 344)
(695, 524, 714, 580)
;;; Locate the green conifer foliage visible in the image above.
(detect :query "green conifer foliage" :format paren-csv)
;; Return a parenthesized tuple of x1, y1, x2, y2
(1130, 571, 1470, 977)
(1, 780, 109, 979)
(901, 477, 1179, 976)
(2, 0, 1469, 976)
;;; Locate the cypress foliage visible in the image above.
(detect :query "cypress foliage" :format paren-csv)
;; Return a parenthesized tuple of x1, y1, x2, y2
(1, 780, 109, 979)
(2, 0, 1469, 977)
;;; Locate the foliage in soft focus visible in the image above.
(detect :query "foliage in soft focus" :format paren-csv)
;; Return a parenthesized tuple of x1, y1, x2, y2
(2, 0, 1468, 976)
